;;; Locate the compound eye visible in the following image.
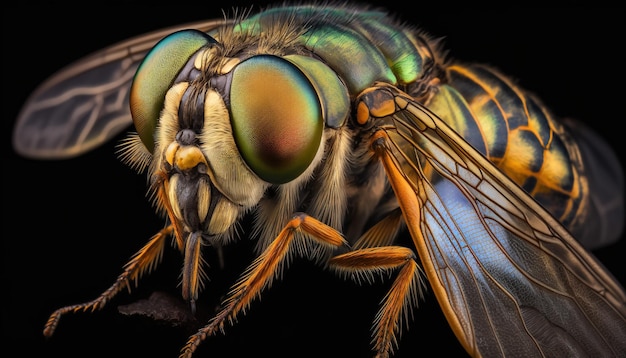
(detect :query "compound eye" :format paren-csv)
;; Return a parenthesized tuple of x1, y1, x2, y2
(130, 29, 216, 152)
(230, 55, 323, 184)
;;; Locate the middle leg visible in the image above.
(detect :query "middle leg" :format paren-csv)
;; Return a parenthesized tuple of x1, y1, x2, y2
(330, 246, 424, 358)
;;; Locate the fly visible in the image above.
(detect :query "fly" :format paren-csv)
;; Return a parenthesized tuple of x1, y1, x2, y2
(11, 3, 626, 357)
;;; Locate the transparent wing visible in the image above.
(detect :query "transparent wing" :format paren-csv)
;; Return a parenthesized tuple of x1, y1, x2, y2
(381, 91, 626, 356)
(12, 19, 227, 159)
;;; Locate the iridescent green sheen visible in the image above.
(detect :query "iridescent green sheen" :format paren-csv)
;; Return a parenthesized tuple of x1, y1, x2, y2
(427, 85, 488, 156)
(230, 55, 323, 184)
(350, 17, 422, 84)
(284, 55, 349, 128)
(300, 24, 396, 93)
(237, 5, 424, 94)
(130, 30, 214, 152)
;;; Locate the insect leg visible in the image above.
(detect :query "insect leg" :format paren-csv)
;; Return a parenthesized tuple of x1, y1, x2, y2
(43, 225, 173, 337)
(352, 208, 404, 250)
(330, 247, 424, 358)
(180, 213, 346, 358)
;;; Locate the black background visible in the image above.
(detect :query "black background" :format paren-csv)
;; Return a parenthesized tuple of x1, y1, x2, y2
(4, 3, 625, 358)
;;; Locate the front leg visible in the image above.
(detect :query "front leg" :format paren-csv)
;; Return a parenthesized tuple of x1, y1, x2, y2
(180, 213, 347, 358)
(43, 225, 174, 337)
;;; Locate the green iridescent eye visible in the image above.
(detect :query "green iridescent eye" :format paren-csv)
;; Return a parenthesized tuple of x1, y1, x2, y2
(230, 55, 323, 184)
(130, 29, 216, 152)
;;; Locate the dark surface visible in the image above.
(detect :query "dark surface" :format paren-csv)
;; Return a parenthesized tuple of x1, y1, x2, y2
(4, 4, 624, 358)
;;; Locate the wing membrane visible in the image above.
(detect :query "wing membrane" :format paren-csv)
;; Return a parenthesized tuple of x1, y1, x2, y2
(12, 19, 227, 159)
(384, 94, 626, 356)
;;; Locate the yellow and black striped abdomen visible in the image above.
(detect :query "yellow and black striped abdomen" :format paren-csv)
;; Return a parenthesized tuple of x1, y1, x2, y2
(427, 63, 624, 248)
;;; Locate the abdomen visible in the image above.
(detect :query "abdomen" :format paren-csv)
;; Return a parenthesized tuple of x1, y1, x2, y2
(426, 63, 624, 248)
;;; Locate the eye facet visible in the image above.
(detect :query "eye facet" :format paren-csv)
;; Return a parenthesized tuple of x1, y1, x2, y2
(230, 55, 323, 184)
(130, 29, 216, 152)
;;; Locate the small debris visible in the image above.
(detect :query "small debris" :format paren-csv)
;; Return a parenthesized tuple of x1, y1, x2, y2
(118, 291, 198, 328)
